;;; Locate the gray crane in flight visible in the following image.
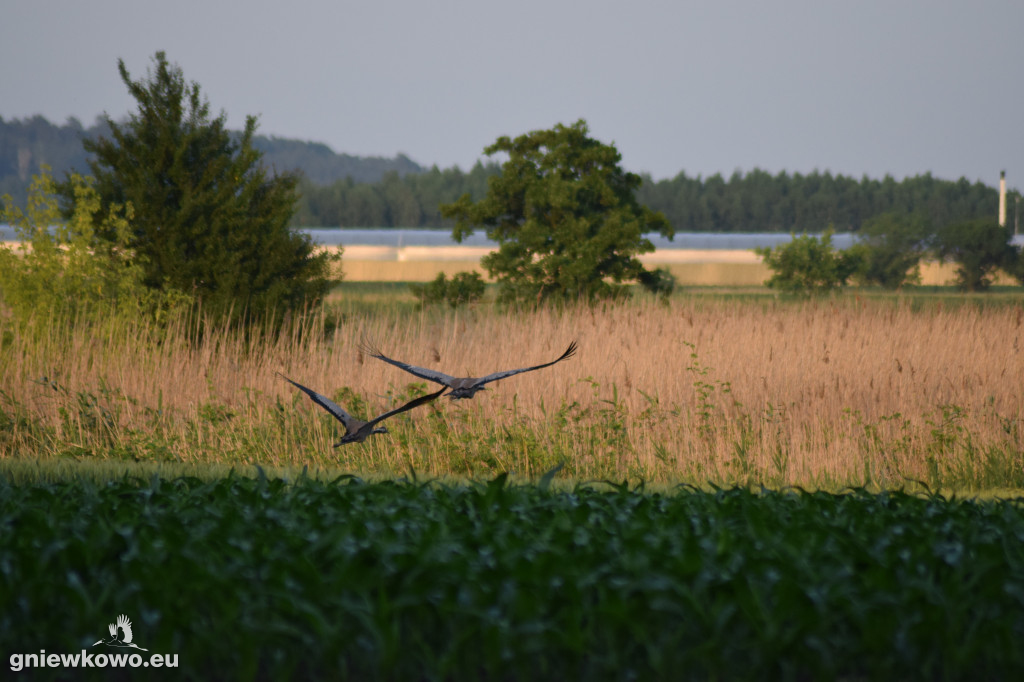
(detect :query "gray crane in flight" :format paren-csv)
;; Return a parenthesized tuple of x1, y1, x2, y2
(278, 372, 445, 445)
(359, 340, 578, 400)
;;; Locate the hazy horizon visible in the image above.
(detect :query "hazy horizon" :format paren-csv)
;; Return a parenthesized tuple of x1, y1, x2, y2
(3, 0, 1022, 188)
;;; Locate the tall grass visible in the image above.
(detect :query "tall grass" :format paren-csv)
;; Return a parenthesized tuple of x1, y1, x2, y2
(2, 294, 1023, 490)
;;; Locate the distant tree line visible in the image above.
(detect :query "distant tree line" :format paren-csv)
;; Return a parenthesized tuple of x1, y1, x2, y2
(291, 163, 499, 228)
(242, 137, 423, 185)
(636, 169, 1009, 234)
(3, 114, 1017, 235)
(0, 115, 99, 201)
(294, 165, 1012, 234)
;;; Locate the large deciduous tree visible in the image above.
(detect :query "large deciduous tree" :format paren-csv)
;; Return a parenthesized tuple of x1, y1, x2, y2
(60, 51, 335, 323)
(440, 120, 675, 303)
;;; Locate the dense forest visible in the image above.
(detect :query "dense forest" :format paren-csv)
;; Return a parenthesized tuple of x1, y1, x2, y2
(294, 166, 1008, 233)
(2, 115, 1014, 233)
(635, 169, 1008, 233)
(291, 163, 498, 227)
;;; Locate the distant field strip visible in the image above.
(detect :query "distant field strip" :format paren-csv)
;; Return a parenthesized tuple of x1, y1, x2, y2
(4, 238, 1010, 285)
(326, 244, 990, 286)
(333, 244, 771, 284)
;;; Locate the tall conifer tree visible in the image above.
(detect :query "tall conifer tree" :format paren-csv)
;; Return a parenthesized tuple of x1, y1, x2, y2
(61, 52, 334, 322)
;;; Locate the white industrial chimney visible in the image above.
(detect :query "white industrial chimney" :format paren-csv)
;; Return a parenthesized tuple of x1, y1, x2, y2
(999, 170, 1007, 227)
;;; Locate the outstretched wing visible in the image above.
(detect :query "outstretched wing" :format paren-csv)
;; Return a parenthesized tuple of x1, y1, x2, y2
(116, 614, 133, 644)
(360, 340, 458, 388)
(363, 385, 447, 431)
(476, 341, 578, 387)
(277, 372, 355, 428)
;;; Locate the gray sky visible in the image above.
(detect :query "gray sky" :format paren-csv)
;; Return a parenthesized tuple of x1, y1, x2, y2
(3, 0, 1022, 187)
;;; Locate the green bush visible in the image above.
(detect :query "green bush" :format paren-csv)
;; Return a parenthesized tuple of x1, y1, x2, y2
(409, 271, 486, 308)
(846, 212, 929, 289)
(0, 169, 188, 328)
(755, 229, 860, 295)
(933, 218, 1019, 291)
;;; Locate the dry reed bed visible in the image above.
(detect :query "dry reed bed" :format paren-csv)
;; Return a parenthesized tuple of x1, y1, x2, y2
(3, 299, 1023, 487)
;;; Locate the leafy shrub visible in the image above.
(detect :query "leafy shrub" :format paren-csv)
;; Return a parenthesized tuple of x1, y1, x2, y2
(0, 169, 188, 327)
(1004, 250, 1024, 287)
(846, 212, 930, 289)
(409, 271, 486, 308)
(933, 218, 1019, 291)
(755, 229, 860, 295)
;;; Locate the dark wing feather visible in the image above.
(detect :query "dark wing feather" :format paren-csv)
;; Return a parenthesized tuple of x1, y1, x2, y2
(277, 372, 355, 427)
(476, 341, 578, 386)
(363, 385, 447, 431)
(359, 340, 458, 388)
